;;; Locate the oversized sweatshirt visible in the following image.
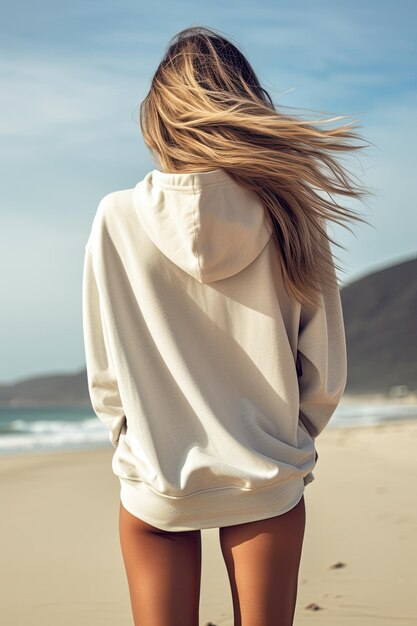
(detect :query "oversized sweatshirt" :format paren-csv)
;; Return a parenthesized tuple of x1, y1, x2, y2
(82, 167, 347, 531)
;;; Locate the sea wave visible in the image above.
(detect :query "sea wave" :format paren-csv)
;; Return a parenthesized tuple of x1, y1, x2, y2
(0, 403, 417, 456)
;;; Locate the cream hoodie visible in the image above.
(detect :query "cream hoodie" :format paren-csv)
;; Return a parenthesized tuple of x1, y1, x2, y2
(82, 168, 347, 531)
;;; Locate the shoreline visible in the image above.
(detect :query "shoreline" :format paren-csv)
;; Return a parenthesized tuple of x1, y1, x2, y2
(1, 414, 417, 460)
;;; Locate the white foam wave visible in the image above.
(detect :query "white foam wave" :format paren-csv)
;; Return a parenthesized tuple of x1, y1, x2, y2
(1, 404, 416, 457)
(0, 417, 109, 455)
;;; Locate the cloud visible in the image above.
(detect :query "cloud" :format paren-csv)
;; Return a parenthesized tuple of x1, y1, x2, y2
(0, 57, 149, 138)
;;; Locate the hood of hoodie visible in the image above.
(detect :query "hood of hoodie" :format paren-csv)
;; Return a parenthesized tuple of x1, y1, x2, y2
(133, 168, 273, 283)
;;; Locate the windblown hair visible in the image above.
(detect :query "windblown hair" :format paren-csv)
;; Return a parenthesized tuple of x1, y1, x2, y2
(139, 25, 373, 307)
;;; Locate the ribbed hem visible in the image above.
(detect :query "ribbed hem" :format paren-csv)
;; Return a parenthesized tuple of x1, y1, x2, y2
(119, 475, 307, 532)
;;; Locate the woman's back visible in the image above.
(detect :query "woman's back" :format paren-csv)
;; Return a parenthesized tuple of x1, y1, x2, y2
(82, 166, 347, 531)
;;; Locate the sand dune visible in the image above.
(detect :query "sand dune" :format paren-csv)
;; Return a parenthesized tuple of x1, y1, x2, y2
(1, 419, 416, 625)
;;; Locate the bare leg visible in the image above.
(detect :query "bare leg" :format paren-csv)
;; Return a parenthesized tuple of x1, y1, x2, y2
(118, 502, 202, 626)
(219, 494, 306, 626)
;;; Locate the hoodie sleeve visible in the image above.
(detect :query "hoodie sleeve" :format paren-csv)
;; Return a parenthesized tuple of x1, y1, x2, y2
(82, 244, 127, 448)
(296, 229, 347, 441)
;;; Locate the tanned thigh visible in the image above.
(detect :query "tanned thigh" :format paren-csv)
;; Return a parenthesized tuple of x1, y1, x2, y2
(118, 502, 202, 626)
(219, 495, 306, 626)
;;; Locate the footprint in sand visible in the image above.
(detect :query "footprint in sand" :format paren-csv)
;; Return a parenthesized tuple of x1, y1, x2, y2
(305, 602, 324, 611)
(329, 561, 347, 569)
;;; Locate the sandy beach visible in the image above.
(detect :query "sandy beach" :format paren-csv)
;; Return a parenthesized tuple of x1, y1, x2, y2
(1, 418, 416, 626)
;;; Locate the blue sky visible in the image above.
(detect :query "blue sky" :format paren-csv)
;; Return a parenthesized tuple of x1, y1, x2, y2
(1, 0, 416, 382)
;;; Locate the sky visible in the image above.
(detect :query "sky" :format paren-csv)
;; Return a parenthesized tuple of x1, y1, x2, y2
(1, 0, 416, 383)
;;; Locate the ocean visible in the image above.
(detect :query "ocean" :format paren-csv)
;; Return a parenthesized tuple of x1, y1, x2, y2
(1, 402, 417, 457)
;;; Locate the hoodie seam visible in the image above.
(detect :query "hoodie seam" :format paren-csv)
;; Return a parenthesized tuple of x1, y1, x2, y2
(191, 181, 203, 282)
(117, 468, 304, 499)
(152, 180, 236, 192)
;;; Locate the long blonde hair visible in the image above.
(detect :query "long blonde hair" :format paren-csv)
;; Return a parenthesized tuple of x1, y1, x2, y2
(139, 25, 373, 306)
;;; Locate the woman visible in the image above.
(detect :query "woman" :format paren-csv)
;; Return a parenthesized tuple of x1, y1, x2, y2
(82, 25, 371, 626)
